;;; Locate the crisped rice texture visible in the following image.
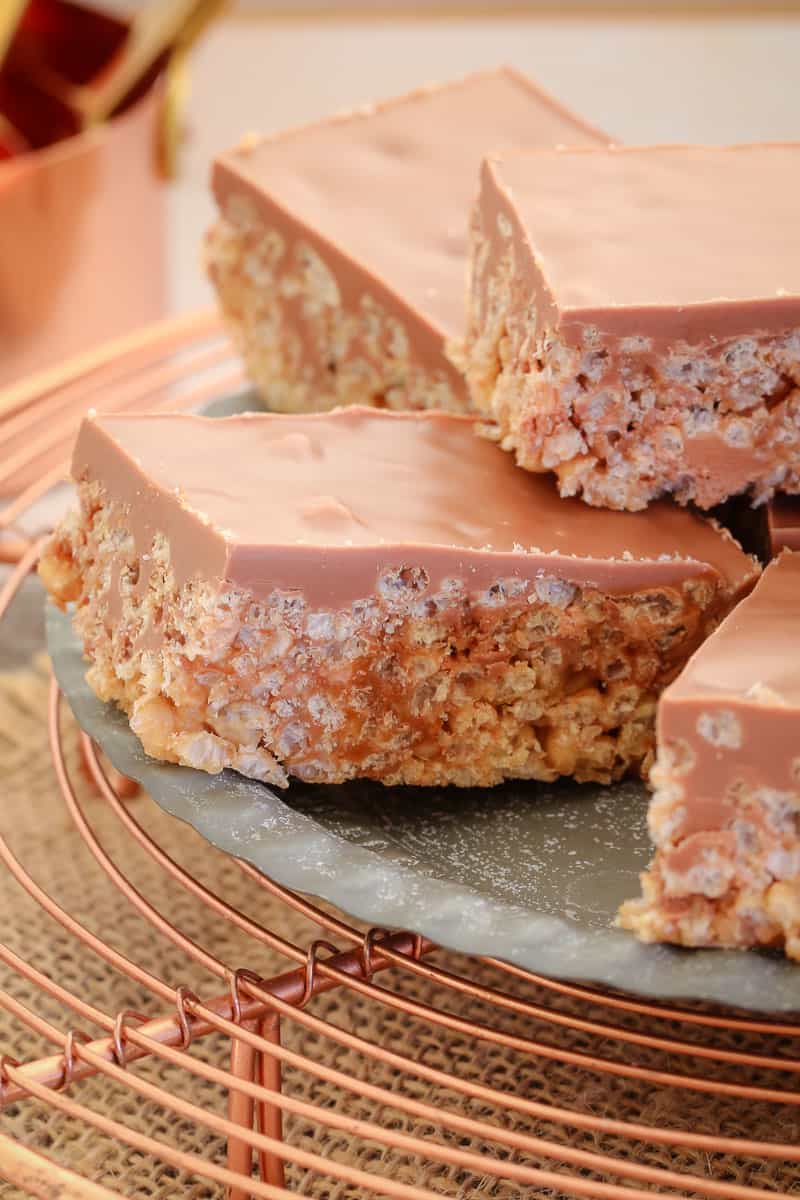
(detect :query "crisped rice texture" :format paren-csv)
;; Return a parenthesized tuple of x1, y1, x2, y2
(620, 741, 800, 960)
(206, 194, 465, 415)
(461, 218, 800, 512)
(41, 483, 740, 789)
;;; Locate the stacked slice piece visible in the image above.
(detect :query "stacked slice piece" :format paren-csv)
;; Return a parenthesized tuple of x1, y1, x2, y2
(461, 144, 800, 512)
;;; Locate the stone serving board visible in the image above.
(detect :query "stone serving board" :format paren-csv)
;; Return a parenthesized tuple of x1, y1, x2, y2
(48, 604, 800, 1012)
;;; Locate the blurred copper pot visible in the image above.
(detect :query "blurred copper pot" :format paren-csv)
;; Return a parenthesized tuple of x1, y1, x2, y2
(0, 81, 166, 388)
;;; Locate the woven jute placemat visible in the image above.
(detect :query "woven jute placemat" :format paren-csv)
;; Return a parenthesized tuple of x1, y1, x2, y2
(0, 652, 799, 1199)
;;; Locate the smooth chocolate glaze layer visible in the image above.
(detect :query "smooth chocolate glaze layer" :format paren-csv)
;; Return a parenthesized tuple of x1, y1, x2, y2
(660, 550, 800, 797)
(212, 67, 607, 368)
(483, 144, 800, 344)
(73, 409, 756, 607)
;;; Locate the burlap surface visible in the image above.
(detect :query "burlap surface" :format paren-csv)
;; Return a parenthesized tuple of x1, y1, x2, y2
(0, 653, 799, 1199)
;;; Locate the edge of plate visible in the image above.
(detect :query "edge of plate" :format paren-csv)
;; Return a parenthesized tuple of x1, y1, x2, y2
(47, 604, 800, 1013)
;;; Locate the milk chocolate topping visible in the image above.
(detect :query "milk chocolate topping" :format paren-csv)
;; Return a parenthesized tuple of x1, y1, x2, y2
(660, 550, 800, 795)
(212, 68, 607, 348)
(667, 550, 800, 707)
(484, 144, 800, 343)
(73, 409, 756, 607)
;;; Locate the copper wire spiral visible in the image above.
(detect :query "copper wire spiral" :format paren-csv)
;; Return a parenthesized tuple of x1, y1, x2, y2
(0, 313, 798, 1199)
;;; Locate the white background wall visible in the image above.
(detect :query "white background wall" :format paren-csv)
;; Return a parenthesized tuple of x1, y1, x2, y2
(159, 8, 800, 310)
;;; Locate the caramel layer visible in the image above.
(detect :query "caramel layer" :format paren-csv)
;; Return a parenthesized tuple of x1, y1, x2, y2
(211, 67, 607, 377)
(482, 143, 800, 345)
(72, 409, 756, 607)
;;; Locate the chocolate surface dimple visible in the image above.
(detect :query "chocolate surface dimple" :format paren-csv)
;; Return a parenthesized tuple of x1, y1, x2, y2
(486, 143, 800, 342)
(72, 408, 757, 607)
(300, 495, 363, 533)
(276, 431, 319, 461)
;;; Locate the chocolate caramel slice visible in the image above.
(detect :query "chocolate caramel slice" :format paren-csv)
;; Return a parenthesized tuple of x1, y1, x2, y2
(41, 408, 756, 790)
(463, 144, 800, 511)
(206, 67, 607, 416)
(620, 550, 800, 958)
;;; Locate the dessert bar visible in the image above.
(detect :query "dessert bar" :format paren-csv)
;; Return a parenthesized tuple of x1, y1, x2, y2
(40, 408, 756, 790)
(463, 144, 800, 511)
(620, 551, 800, 957)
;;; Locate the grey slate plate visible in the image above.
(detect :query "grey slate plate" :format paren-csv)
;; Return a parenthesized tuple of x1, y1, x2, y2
(48, 605, 800, 1012)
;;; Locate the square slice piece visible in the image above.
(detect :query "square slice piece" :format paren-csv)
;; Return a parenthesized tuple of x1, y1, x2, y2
(206, 67, 607, 415)
(41, 409, 756, 790)
(620, 551, 800, 958)
(464, 144, 800, 511)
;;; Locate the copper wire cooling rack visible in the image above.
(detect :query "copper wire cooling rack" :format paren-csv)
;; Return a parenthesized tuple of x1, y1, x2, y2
(1, 312, 800, 1199)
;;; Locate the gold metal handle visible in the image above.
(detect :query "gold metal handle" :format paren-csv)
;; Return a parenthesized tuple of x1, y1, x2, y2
(19, 0, 228, 133)
(87, 0, 229, 126)
(158, 0, 229, 178)
(0, 0, 27, 67)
